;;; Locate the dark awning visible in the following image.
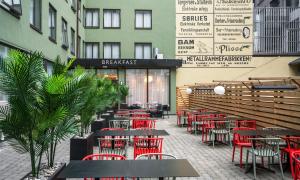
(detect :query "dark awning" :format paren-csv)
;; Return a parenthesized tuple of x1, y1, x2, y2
(70, 59, 182, 69)
(289, 58, 300, 66)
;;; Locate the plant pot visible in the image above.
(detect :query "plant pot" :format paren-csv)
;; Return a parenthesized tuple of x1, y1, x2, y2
(70, 133, 94, 160)
(21, 163, 66, 180)
(91, 118, 106, 146)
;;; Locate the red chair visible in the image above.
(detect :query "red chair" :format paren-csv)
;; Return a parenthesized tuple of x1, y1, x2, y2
(133, 137, 163, 159)
(132, 119, 156, 129)
(186, 112, 194, 133)
(176, 110, 182, 127)
(201, 115, 224, 142)
(82, 154, 126, 180)
(292, 151, 300, 180)
(235, 120, 256, 129)
(132, 113, 150, 118)
(281, 136, 300, 178)
(232, 127, 255, 168)
(99, 128, 126, 152)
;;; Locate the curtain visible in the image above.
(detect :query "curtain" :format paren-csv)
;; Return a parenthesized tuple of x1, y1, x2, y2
(104, 44, 111, 58)
(104, 11, 111, 27)
(112, 11, 119, 27)
(92, 44, 98, 58)
(144, 45, 151, 59)
(135, 44, 143, 59)
(86, 11, 92, 26)
(126, 69, 147, 106)
(112, 44, 119, 58)
(148, 69, 169, 105)
(93, 11, 99, 26)
(144, 11, 151, 28)
(86, 44, 93, 58)
(136, 12, 143, 28)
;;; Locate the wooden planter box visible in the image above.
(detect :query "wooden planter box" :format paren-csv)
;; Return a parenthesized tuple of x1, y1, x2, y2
(91, 118, 106, 146)
(70, 133, 94, 160)
(21, 163, 66, 180)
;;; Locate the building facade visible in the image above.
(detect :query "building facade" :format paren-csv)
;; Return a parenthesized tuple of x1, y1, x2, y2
(0, 0, 299, 113)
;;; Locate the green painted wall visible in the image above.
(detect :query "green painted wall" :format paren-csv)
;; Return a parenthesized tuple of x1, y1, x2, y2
(0, 0, 86, 63)
(85, 0, 175, 59)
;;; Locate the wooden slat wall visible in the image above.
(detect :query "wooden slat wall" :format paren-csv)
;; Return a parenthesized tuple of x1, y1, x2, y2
(177, 80, 300, 130)
(176, 87, 190, 111)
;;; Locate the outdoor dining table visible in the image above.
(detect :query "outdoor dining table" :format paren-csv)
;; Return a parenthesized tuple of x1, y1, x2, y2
(57, 159, 200, 179)
(94, 129, 169, 137)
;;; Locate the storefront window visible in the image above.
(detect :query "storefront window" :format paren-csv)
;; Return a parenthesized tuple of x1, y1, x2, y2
(0, 44, 9, 102)
(126, 69, 147, 106)
(148, 69, 169, 105)
(97, 69, 118, 80)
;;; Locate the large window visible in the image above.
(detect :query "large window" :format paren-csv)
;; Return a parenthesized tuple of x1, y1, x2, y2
(126, 69, 170, 106)
(84, 9, 99, 28)
(71, 0, 76, 12)
(103, 9, 120, 28)
(78, 0, 81, 21)
(103, 42, 120, 59)
(97, 69, 118, 80)
(0, 44, 9, 102)
(85, 42, 99, 59)
(77, 36, 81, 57)
(126, 69, 147, 106)
(135, 43, 152, 59)
(70, 28, 75, 55)
(29, 0, 42, 31)
(1, 0, 22, 15)
(135, 10, 152, 29)
(49, 4, 56, 42)
(61, 18, 68, 49)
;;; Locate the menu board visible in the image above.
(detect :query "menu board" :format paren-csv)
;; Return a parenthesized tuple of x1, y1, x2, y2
(176, 0, 254, 67)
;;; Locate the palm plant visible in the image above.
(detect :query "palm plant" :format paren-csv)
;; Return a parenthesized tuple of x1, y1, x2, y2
(0, 50, 48, 177)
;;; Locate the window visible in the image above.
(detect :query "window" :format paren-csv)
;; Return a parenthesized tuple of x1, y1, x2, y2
(77, 36, 81, 57)
(49, 4, 56, 42)
(85, 9, 99, 28)
(85, 42, 99, 59)
(103, 9, 120, 28)
(1, 0, 22, 15)
(71, 0, 76, 11)
(71, 28, 75, 55)
(78, 0, 81, 21)
(29, 0, 42, 31)
(135, 10, 152, 29)
(135, 43, 152, 59)
(0, 44, 9, 102)
(61, 18, 68, 49)
(103, 43, 120, 59)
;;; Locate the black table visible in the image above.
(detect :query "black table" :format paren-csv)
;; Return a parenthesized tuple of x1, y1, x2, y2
(95, 129, 169, 137)
(234, 129, 300, 136)
(57, 159, 199, 179)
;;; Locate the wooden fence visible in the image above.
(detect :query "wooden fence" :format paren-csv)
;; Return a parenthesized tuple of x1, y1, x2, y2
(176, 77, 300, 130)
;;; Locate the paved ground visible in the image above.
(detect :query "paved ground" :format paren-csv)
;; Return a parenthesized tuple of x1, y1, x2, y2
(0, 116, 293, 180)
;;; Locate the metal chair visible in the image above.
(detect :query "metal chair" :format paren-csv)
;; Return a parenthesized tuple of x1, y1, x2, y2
(133, 137, 163, 159)
(245, 138, 284, 180)
(162, 105, 170, 119)
(82, 153, 126, 180)
(109, 120, 130, 130)
(292, 151, 300, 180)
(210, 120, 231, 148)
(135, 153, 177, 180)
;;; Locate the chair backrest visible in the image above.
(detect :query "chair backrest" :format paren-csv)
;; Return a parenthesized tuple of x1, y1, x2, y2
(292, 152, 300, 180)
(263, 127, 287, 138)
(135, 153, 176, 160)
(235, 120, 256, 129)
(284, 136, 300, 150)
(162, 105, 170, 111)
(109, 120, 130, 129)
(82, 154, 126, 180)
(233, 127, 255, 144)
(250, 138, 282, 155)
(212, 120, 231, 130)
(132, 113, 150, 118)
(132, 119, 156, 129)
(133, 137, 164, 159)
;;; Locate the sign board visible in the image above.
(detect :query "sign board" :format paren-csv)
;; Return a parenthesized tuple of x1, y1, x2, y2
(176, 0, 254, 67)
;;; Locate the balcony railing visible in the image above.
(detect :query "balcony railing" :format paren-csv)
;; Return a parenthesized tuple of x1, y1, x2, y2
(254, 7, 300, 55)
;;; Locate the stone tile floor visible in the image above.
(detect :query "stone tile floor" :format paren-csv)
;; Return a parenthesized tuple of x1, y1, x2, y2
(0, 115, 292, 180)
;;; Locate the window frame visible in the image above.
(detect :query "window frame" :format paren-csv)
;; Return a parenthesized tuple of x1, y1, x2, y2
(103, 9, 121, 29)
(134, 43, 152, 59)
(135, 10, 152, 30)
(84, 42, 100, 59)
(71, 0, 76, 12)
(48, 3, 57, 43)
(0, 0, 22, 17)
(61, 17, 69, 50)
(77, 35, 81, 58)
(103, 42, 121, 59)
(29, 0, 42, 33)
(70, 28, 75, 55)
(84, 8, 100, 29)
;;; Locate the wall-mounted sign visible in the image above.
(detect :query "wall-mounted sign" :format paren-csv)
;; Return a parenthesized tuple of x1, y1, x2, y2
(176, 0, 253, 68)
